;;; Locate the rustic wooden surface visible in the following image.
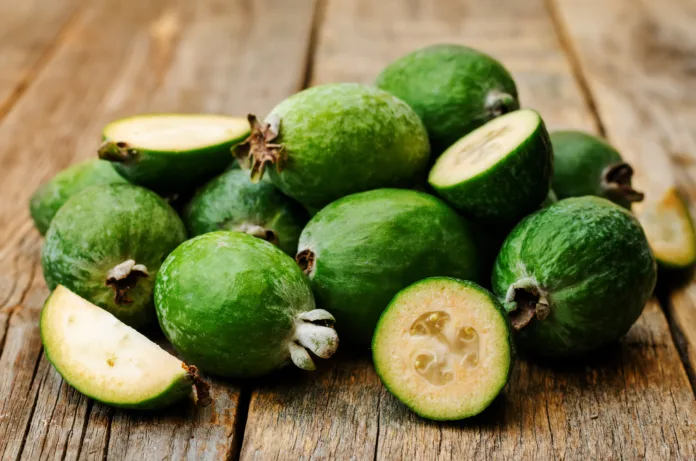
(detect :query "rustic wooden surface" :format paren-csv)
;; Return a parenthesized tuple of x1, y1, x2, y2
(1, 0, 695, 459)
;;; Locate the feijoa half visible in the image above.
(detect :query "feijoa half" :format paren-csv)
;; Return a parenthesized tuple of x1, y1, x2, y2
(98, 114, 249, 192)
(373, 278, 513, 421)
(42, 286, 209, 410)
(637, 187, 696, 269)
(428, 109, 553, 225)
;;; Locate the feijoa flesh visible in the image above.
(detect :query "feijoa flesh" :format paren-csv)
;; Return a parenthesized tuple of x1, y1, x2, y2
(296, 189, 482, 347)
(373, 277, 513, 420)
(376, 44, 519, 156)
(234, 83, 430, 209)
(551, 130, 643, 208)
(29, 159, 128, 235)
(41, 184, 187, 329)
(99, 114, 250, 192)
(42, 286, 209, 409)
(154, 231, 338, 378)
(492, 196, 657, 357)
(429, 109, 553, 225)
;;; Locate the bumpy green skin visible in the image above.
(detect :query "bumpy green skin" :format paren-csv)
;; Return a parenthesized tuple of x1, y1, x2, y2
(264, 83, 430, 209)
(376, 44, 519, 156)
(183, 169, 309, 255)
(298, 189, 481, 347)
(41, 185, 187, 329)
(154, 231, 317, 378)
(492, 197, 657, 357)
(551, 131, 630, 208)
(429, 112, 553, 225)
(29, 160, 128, 235)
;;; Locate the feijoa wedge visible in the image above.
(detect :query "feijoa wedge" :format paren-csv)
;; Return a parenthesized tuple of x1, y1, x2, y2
(428, 109, 553, 225)
(42, 286, 209, 410)
(29, 159, 128, 235)
(637, 187, 696, 269)
(183, 169, 309, 255)
(373, 278, 513, 421)
(98, 114, 249, 192)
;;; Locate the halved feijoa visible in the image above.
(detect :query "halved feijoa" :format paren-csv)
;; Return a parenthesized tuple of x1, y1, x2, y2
(41, 286, 209, 410)
(183, 169, 309, 255)
(373, 277, 513, 421)
(637, 187, 696, 269)
(428, 109, 553, 225)
(29, 159, 128, 235)
(551, 130, 643, 209)
(98, 114, 249, 192)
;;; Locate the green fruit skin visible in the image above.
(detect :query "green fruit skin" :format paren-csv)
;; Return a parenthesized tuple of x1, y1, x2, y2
(265, 83, 430, 209)
(376, 44, 520, 156)
(183, 169, 309, 256)
(550, 131, 630, 208)
(154, 231, 317, 378)
(429, 112, 553, 226)
(492, 196, 657, 357)
(29, 159, 128, 235)
(41, 184, 187, 329)
(373, 277, 514, 421)
(298, 189, 482, 347)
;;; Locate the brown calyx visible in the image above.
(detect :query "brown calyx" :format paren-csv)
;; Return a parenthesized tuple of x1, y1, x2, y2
(233, 222, 279, 245)
(601, 162, 645, 203)
(509, 288, 550, 331)
(233, 114, 287, 183)
(295, 249, 315, 276)
(105, 260, 149, 304)
(98, 140, 140, 164)
(484, 90, 518, 118)
(184, 364, 212, 407)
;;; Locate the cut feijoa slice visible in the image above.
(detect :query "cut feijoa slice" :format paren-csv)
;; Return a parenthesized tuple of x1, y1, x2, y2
(373, 277, 513, 421)
(428, 109, 553, 225)
(42, 286, 209, 410)
(637, 187, 696, 269)
(98, 114, 250, 192)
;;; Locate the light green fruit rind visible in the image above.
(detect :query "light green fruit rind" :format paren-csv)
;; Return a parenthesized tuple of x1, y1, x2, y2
(154, 231, 317, 378)
(376, 44, 519, 156)
(29, 159, 128, 235)
(298, 189, 482, 347)
(429, 110, 553, 225)
(265, 83, 430, 208)
(183, 169, 309, 255)
(492, 196, 657, 357)
(40, 288, 193, 410)
(41, 184, 187, 329)
(373, 277, 514, 421)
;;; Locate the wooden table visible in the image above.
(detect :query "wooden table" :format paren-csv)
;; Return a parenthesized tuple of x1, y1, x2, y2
(1, 0, 695, 459)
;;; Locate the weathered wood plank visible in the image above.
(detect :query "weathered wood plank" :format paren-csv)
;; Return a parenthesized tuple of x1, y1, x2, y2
(240, 0, 696, 459)
(0, 0, 318, 459)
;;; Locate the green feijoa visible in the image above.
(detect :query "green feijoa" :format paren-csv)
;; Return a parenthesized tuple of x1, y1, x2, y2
(296, 189, 482, 348)
(234, 83, 430, 209)
(429, 109, 553, 225)
(183, 169, 309, 255)
(551, 130, 643, 208)
(41, 184, 187, 329)
(376, 44, 519, 156)
(99, 114, 249, 193)
(373, 278, 513, 420)
(492, 196, 657, 358)
(29, 159, 128, 235)
(154, 231, 338, 378)
(41, 286, 209, 410)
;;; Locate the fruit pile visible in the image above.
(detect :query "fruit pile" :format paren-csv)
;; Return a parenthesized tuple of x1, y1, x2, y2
(31, 44, 694, 420)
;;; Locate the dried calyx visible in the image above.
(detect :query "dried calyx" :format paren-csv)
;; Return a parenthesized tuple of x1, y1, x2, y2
(295, 249, 315, 276)
(484, 90, 518, 118)
(289, 309, 339, 371)
(233, 222, 278, 245)
(601, 162, 644, 204)
(106, 259, 149, 304)
(505, 279, 550, 331)
(233, 114, 287, 183)
(98, 141, 139, 164)
(184, 364, 212, 406)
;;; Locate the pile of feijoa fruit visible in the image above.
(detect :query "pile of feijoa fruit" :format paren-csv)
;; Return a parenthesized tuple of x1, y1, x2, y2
(31, 44, 694, 419)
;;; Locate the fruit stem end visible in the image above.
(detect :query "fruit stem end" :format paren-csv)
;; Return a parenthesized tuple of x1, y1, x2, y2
(233, 114, 286, 183)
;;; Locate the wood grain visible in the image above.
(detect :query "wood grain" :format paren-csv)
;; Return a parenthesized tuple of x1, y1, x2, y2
(550, 0, 696, 386)
(239, 0, 696, 459)
(0, 0, 318, 459)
